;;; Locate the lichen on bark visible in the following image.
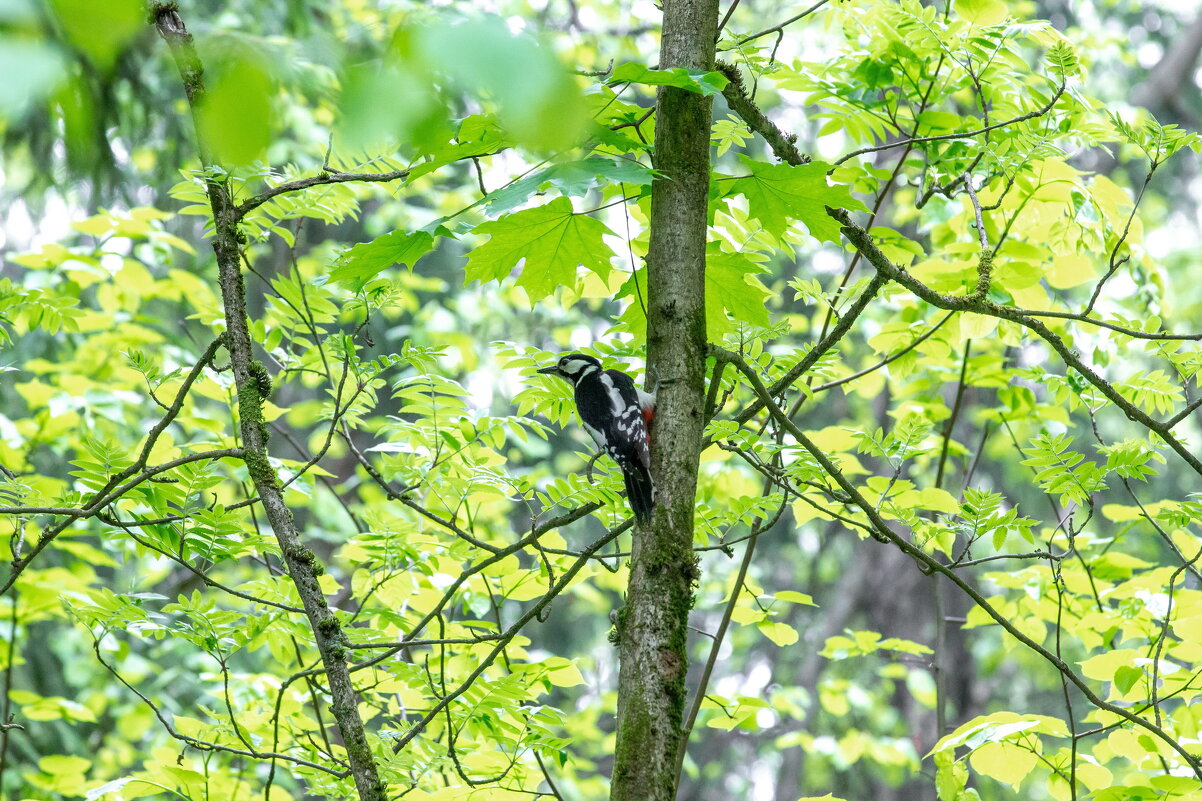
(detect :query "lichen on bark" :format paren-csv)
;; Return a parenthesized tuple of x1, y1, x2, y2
(152, 7, 386, 799)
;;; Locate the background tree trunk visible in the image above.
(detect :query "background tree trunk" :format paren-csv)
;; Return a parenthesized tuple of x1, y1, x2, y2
(153, 8, 385, 800)
(609, 1, 718, 799)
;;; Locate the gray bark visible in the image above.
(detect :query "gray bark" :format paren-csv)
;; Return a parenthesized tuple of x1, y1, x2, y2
(1132, 10, 1202, 127)
(609, 1, 718, 800)
(152, 7, 385, 800)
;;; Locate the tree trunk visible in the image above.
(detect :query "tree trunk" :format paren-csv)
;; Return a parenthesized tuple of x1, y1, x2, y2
(609, 1, 717, 799)
(1132, 10, 1202, 127)
(152, 7, 386, 800)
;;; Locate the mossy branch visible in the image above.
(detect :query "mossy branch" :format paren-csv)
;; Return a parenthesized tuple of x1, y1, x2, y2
(152, 7, 386, 799)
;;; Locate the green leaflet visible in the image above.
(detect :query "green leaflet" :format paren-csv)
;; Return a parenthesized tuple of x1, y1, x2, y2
(464, 197, 615, 299)
(727, 157, 868, 242)
(327, 230, 435, 291)
(609, 62, 730, 96)
(482, 156, 655, 216)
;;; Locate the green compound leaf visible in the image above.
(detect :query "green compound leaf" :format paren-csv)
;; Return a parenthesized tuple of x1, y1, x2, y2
(464, 197, 616, 299)
(610, 62, 730, 96)
(328, 231, 435, 290)
(727, 157, 868, 242)
(483, 156, 655, 216)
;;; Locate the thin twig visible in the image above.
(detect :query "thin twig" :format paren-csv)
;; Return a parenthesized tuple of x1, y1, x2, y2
(1082, 163, 1157, 316)
(934, 341, 972, 489)
(0, 596, 16, 796)
(716, 0, 742, 35)
(834, 82, 1066, 166)
(235, 169, 411, 220)
(811, 312, 954, 393)
(964, 173, 988, 250)
(732, 0, 832, 46)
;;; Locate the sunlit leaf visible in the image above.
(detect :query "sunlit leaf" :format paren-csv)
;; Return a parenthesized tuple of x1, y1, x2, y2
(727, 158, 868, 242)
(464, 197, 615, 299)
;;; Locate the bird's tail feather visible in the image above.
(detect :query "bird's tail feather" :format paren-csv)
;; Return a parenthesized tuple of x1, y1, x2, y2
(623, 462, 654, 523)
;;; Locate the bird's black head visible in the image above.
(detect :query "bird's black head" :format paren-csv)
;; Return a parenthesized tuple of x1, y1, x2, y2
(537, 353, 602, 385)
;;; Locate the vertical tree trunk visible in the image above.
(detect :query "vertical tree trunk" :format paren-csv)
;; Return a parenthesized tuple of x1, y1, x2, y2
(610, 2, 718, 799)
(152, 8, 386, 801)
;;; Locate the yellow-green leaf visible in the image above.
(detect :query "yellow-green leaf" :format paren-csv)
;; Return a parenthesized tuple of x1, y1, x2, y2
(758, 620, 799, 646)
(955, 0, 1008, 25)
(541, 656, 585, 687)
(969, 741, 1037, 789)
(775, 591, 816, 606)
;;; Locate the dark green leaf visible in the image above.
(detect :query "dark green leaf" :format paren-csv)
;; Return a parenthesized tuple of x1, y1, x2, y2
(707, 249, 771, 335)
(328, 231, 435, 290)
(610, 62, 730, 96)
(484, 156, 655, 215)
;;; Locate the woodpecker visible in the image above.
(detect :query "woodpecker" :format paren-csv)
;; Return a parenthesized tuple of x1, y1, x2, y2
(538, 353, 655, 522)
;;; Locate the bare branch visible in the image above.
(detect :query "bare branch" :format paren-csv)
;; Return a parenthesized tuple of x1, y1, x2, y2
(730, 0, 832, 46)
(235, 169, 412, 220)
(812, 312, 954, 393)
(1014, 310, 1202, 342)
(1082, 165, 1156, 316)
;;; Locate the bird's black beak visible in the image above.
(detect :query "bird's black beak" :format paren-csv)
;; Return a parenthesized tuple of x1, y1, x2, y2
(536, 364, 559, 376)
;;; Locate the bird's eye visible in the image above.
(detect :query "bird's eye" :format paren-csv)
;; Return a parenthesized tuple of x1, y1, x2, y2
(559, 358, 567, 366)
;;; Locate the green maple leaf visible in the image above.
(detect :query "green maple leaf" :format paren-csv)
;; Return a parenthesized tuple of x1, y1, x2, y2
(707, 249, 771, 336)
(615, 248, 771, 340)
(465, 197, 616, 299)
(728, 157, 868, 242)
(328, 230, 435, 290)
